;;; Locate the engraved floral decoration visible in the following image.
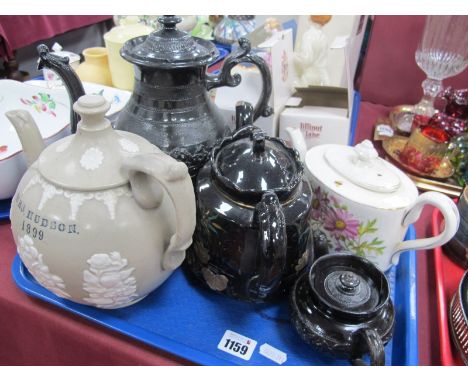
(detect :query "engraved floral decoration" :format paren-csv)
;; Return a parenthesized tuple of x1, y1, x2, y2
(20, 92, 57, 117)
(18, 234, 71, 298)
(118, 138, 139, 153)
(80, 147, 104, 171)
(294, 250, 309, 272)
(83, 252, 138, 309)
(202, 267, 228, 292)
(309, 186, 385, 258)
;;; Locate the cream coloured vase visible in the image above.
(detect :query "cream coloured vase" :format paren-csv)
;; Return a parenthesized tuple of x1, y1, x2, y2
(104, 18, 153, 91)
(75, 47, 113, 87)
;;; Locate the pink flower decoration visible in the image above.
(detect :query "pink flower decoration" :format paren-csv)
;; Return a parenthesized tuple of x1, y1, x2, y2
(310, 186, 329, 221)
(324, 207, 359, 240)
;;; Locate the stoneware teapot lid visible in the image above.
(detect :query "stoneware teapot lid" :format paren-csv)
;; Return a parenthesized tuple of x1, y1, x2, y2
(120, 15, 219, 69)
(212, 125, 303, 203)
(307, 140, 418, 209)
(308, 253, 390, 321)
(39, 94, 156, 191)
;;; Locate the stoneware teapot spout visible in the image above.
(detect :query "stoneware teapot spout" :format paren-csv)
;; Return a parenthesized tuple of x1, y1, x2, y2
(5, 110, 45, 166)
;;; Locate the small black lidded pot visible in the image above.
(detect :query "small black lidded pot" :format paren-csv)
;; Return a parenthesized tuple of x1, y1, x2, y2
(290, 253, 395, 366)
(186, 101, 313, 302)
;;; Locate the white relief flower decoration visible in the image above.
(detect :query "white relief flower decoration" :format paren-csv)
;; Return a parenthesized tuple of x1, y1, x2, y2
(119, 138, 139, 153)
(80, 147, 104, 171)
(83, 251, 138, 309)
(55, 139, 72, 153)
(18, 234, 70, 298)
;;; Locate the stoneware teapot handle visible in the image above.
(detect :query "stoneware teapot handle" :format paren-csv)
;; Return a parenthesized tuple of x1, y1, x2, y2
(350, 328, 385, 366)
(391, 191, 460, 265)
(206, 38, 273, 121)
(37, 44, 86, 134)
(247, 191, 287, 299)
(122, 152, 196, 271)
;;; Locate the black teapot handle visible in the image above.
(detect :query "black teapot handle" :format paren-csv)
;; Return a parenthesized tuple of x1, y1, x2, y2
(206, 38, 273, 121)
(350, 328, 385, 366)
(247, 191, 287, 300)
(37, 44, 86, 134)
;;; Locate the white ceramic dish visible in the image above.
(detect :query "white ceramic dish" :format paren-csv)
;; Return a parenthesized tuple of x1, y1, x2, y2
(0, 80, 131, 200)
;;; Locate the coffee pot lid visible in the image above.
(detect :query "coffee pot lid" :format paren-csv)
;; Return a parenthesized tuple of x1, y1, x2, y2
(38, 94, 157, 191)
(212, 125, 303, 203)
(309, 253, 390, 321)
(120, 15, 219, 69)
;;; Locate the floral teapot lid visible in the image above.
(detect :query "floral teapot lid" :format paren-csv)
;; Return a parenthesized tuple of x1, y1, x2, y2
(211, 102, 303, 203)
(121, 15, 219, 69)
(39, 94, 157, 191)
(307, 140, 418, 209)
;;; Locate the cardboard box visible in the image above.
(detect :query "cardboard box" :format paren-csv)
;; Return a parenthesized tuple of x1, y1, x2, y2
(279, 87, 351, 147)
(279, 34, 359, 148)
(213, 29, 294, 136)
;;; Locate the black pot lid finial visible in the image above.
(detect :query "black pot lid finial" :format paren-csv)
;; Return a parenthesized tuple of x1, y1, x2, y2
(211, 102, 304, 203)
(309, 254, 390, 321)
(120, 15, 219, 69)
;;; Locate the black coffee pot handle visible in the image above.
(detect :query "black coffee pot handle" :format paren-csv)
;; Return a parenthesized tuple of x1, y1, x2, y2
(37, 44, 86, 134)
(247, 191, 287, 300)
(206, 38, 273, 121)
(350, 328, 385, 366)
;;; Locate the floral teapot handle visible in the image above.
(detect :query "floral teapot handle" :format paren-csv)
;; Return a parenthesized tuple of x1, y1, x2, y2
(122, 152, 196, 270)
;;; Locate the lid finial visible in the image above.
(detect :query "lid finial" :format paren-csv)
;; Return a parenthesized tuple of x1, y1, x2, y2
(158, 15, 182, 30)
(73, 94, 111, 131)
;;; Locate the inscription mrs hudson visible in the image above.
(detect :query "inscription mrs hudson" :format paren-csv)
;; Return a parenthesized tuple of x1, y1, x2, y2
(15, 195, 80, 240)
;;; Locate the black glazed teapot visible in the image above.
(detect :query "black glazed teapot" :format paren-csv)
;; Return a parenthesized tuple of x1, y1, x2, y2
(186, 102, 313, 302)
(36, 16, 273, 178)
(290, 253, 395, 366)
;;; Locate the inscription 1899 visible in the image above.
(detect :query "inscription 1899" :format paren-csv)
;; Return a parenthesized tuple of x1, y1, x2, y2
(15, 194, 80, 241)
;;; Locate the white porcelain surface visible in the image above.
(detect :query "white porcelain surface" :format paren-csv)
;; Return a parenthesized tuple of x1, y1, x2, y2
(0, 80, 131, 200)
(286, 127, 460, 272)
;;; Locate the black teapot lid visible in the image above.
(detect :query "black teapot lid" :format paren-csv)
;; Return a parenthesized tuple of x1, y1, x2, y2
(121, 15, 219, 69)
(211, 102, 303, 203)
(309, 254, 390, 321)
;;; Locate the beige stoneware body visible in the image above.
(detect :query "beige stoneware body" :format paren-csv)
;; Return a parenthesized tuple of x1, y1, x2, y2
(7, 94, 196, 308)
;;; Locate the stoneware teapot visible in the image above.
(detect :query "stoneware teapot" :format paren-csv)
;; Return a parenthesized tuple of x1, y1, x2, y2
(6, 94, 196, 309)
(186, 102, 313, 302)
(290, 253, 394, 366)
(286, 127, 460, 272)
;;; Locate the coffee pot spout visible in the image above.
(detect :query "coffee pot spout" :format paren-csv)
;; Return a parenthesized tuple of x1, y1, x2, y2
(5, 110, 45, 166)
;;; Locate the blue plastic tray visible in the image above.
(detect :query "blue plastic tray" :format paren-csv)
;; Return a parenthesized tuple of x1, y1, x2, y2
(0, 198, 11, 220)
(11, 226, 418, 365)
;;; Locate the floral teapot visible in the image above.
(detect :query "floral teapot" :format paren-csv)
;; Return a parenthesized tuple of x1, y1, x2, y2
(286, 127, 460, 272)
(6, 94, 196, 309)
